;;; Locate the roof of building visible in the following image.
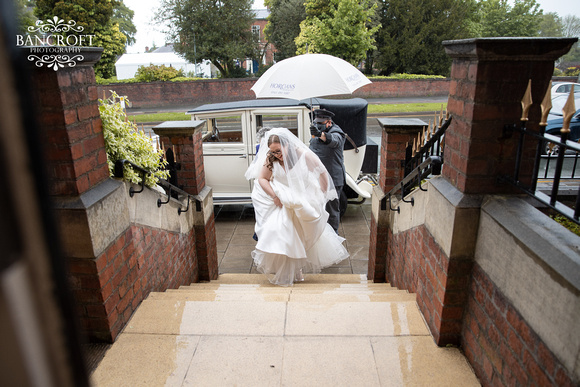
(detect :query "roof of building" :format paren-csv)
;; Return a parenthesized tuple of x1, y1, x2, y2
(152, 44, 174, 53)
(115, 52, 189, 66)
(253, 9, 270, 19)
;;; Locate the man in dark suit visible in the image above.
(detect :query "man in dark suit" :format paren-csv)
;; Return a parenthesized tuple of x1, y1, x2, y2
(309, 108, 346, 233)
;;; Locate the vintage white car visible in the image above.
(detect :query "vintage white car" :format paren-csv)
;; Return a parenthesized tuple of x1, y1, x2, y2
(186, 98, 377, 210)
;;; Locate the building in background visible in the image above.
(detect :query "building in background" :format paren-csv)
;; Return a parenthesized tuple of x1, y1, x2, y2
(115, 44, 216, 79)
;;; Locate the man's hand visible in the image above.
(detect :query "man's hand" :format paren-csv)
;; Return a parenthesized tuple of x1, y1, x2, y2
(310, 124, 322, 138)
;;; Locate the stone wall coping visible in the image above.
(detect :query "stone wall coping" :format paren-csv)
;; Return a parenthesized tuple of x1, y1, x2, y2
(430, 177, 483, 209)
(482, 196, 580, 292)
(153, 120, 206, 136)
(52, 179, 121, 210)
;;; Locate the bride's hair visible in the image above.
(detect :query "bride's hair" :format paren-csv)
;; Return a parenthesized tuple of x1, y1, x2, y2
(265, 134, 280, 171)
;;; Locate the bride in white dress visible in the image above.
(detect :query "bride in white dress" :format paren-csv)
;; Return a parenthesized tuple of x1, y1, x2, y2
(245, 127, 349, 286)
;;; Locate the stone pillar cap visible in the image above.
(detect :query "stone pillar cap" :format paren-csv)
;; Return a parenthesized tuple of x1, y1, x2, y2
(153, 120, 206, 136)
(443, 37, 578, 61)
(377, 117, 427, 133)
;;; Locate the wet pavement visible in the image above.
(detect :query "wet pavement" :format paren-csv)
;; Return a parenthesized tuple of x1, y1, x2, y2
(91, 274, 481, 386)
(214, 202, 372, 276)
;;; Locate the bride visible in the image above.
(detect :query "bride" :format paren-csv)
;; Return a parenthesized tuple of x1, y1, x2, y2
(245, 127, 349, 286)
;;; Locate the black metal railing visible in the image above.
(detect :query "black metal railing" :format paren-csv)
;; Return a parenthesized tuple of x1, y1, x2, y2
(499, 81, 579, 224)
(400, 115, 452, 198)
(381, 156, 443, 213)
(114, 159, 199, 215)
(500, 128, 580, 224)
(379, 113, 451, 212)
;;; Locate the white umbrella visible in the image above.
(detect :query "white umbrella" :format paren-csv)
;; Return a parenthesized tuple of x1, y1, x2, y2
(251, 53, 371, 100)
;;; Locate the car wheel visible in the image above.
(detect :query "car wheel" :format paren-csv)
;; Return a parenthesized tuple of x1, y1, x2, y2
(544, 141, 560, 156)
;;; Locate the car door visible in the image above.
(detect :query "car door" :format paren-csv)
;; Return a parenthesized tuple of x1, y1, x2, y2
(196, 111, 252, 201)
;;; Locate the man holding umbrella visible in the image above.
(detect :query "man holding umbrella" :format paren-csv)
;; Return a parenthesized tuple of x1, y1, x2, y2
(309, 108, 346, 233)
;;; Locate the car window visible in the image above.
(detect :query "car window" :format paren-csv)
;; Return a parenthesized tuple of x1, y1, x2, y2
(255, 114, 299, 138)
(203, 115, 243, 143)
(556, 85, 568, 93)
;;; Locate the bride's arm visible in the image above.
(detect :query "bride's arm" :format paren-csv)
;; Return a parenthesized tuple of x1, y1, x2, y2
(258, 164, 283, 207)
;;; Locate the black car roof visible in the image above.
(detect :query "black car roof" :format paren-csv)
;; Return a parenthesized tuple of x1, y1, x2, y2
(186, 98, 368, 114)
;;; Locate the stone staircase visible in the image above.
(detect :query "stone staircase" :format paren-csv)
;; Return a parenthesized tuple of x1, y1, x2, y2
(91, 274, 480, 386)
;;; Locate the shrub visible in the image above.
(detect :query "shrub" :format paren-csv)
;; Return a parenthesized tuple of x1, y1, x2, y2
(134, 64, 185, 82)
(99, 91, 169, 187)
(563, 65, 580, 77)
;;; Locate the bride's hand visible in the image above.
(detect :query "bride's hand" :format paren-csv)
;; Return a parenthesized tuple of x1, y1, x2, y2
(273, 196, 283, 208)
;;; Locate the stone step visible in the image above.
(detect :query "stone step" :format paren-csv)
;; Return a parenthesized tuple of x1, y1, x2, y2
(176, 283, 399, 291)
(147, 290, 416, 303)
(207, 273, 371, 285)
(155, 285, 412, 294)
(125, 299, 429, 337)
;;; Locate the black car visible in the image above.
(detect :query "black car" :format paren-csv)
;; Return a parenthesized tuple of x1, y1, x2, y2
(544, 108, 580, 154)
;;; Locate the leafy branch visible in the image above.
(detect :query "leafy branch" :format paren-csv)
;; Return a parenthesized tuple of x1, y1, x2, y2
(99, 91, 169, 187)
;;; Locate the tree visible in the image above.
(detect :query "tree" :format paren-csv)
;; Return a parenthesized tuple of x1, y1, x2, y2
(562, 15, 580, 39)
(157, 0, 258, 78)
(264, 0, 306, 61)
(375, 0, 475, 76)
(469, 0, 543, 37)
(113, 0, 136, 46)
(34, 0, 127, 78)
(295, 0, 380, 66)
(560, 15, 580, 64)
(538, 12, 563, 37)
(16, 0, 37, 34)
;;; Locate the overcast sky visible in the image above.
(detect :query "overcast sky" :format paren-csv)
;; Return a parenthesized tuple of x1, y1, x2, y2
(124, 0, 580, 54)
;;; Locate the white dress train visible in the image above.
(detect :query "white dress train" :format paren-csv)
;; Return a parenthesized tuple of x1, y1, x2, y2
(252, 160, 349, 286)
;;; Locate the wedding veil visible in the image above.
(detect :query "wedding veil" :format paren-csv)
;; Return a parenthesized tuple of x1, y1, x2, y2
(245, 127, 338, 203)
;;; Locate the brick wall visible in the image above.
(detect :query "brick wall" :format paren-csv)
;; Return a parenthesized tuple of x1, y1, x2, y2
(386, 224, 472, 346)
(33, 66, 109, 196)
(67, 224, 198, 342)
(29, 50, 211, 343)
(97, 78, 451, 109)
(463, 264, 576, 387)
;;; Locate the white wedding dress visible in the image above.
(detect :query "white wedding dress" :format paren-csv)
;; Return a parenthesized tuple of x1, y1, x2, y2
(251, 156, 349, 286)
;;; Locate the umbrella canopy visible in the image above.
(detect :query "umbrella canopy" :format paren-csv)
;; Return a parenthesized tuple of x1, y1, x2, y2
(251, 53, 371, 100)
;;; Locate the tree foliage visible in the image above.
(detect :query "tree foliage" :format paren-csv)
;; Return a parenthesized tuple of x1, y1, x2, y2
(15, 0, 37, 34)
(538, 12, 563, 37)
(264, 0, 306, 61)
(34, 0, 127, 78)
(157, 0, 258, 78)
(560, 15, 580, 64)
(295, 0, 379, 66)
(113, 0, 136, 46)
(468, 0, 543, 37)
(375, 0, 474, 76)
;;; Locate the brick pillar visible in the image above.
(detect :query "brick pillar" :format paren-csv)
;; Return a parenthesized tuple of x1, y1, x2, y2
(410, 37, 578, 345)
(154, 121, 218, 281)
(368, 118, 427, 282)
(442, 37, 577, 194)
(29, 48, 109, 197)
(377, 118, 428, 193)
